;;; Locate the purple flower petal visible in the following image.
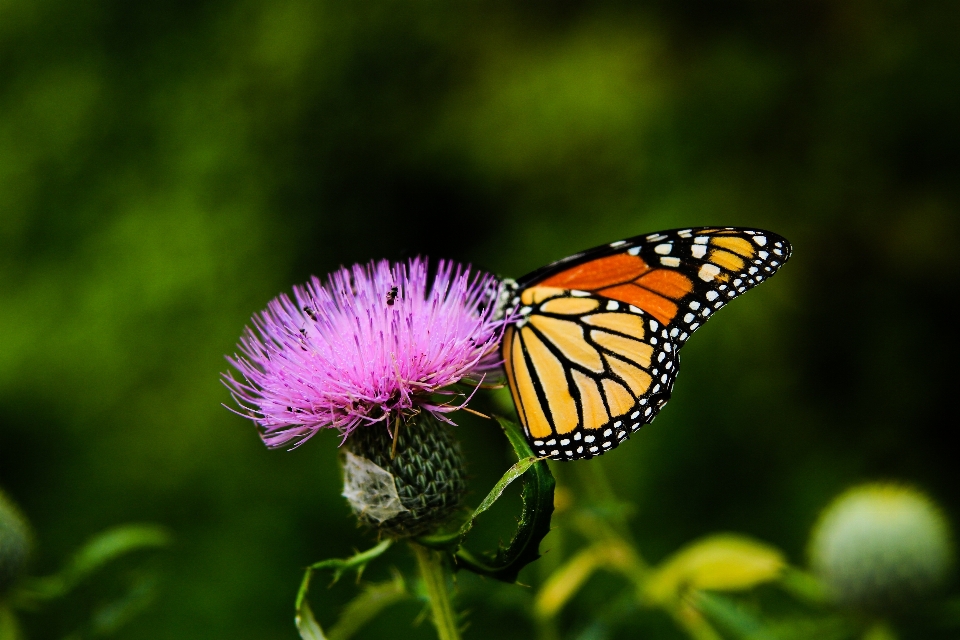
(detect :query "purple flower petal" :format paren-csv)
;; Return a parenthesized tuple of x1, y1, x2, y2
(224, 258, 506, 448)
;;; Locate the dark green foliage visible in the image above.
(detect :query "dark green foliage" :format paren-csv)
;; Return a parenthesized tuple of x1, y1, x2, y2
(2, 0, 959, 637)
(448, 418, 555, 583)
(415, 418, 556, 583)
(0, 491, 31, 596)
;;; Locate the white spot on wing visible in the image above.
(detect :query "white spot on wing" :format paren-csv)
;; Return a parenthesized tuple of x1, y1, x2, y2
(691, 245, 707, 258)
(654, 243, 672, 255)
(698, 263, 721, 281)
(660, 256, 681, 267)
(753, 235, 767, 246)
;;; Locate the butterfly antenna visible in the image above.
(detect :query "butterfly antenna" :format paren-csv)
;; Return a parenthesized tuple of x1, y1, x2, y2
(460, 406, 493, 420)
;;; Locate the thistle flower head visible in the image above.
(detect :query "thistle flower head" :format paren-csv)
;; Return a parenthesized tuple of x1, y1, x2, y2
(224, 258, 505, 448)
(809, 482, 954, 612)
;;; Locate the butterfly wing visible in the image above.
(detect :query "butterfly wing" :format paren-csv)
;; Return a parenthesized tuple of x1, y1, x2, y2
(502, 290, 679, 459)
(502, 227, 791, 460)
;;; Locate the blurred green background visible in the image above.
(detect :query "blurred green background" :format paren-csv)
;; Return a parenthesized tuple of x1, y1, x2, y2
(1, 1, 958, 638)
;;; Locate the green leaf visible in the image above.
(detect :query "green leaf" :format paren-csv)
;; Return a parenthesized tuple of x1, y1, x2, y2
(449, 417, 556, 583)
(327, 574, 408, 640)
(535, 539, 640, 619)
(89, 574, 158, 635)
(301, 539, 393, 589)
(691, 592, 774, 640)
(0, 606, 21, 640)
(777, 567, 830, 606)
(17, 524, 170, 602)
(296, 598, 328, 640)
(861, 623, 898, 640)
(644, 534, 785, 604)
(416, 455, 538, 551)
(295, 539, 394, 639)
(695, 592, 856, 640)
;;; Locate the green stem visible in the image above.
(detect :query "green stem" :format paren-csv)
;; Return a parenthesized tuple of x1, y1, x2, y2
(0, 605, 21, 640)
(410, 542, 460, 640)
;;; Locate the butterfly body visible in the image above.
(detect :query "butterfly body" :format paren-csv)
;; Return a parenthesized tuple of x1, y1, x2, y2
(499, 227, 791, 461)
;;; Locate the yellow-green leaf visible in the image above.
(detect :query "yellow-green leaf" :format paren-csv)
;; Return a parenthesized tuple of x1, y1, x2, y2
(644, 534, 785, 604)
(535, 539, 640, 619)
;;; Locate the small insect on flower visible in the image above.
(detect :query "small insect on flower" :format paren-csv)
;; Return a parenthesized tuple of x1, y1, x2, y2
(223, 258, 508, 449)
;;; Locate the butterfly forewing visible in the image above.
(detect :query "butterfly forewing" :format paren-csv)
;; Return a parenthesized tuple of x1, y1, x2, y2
(502, 226, 791, 461)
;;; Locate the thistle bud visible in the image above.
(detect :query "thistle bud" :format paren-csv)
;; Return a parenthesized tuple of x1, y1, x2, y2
(343, 413, 467, 537)
(0, 489, 32, 596)
(809, 482, 954, 612)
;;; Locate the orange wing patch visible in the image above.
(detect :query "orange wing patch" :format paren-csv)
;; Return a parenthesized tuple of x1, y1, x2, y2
(539, 254, 650, 290)
(596, 284, 678, 325)
(534, 254, 694, 324)
(636, 270, 693, 299)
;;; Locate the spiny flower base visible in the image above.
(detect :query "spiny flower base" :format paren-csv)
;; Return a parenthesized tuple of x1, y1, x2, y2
(344, 413, 466, 537)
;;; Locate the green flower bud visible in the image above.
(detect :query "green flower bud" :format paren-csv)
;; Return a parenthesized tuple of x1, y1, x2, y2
(809, 482, 954, 612)
(0, 489, 32, 596)
(342, 412, 466, 537)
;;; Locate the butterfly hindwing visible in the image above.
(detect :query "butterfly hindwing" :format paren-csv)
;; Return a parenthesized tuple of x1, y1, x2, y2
(501, 226, 791, 461)
(502, 290, 678, 460)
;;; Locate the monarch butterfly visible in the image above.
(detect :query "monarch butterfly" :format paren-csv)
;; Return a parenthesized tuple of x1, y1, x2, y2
(497, 226, 791, 461)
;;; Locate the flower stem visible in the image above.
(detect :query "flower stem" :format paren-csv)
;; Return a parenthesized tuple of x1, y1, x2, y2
(410, 542, 461, 640)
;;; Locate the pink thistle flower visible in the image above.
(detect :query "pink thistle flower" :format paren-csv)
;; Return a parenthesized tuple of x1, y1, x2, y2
(224, 258, 506, 449)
